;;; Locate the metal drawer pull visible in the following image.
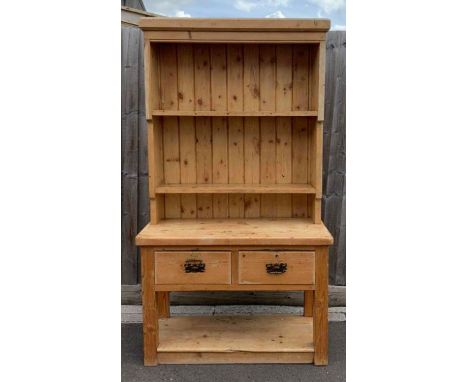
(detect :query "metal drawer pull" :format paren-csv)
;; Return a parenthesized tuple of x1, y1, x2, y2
(184, 259, 206, 273)
(266, 263, 287, 274)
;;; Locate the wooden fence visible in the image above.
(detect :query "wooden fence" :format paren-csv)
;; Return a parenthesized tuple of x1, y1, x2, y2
(121, 27, 346, 299)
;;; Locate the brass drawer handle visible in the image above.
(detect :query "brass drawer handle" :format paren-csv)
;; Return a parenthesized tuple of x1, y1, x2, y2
(266, 263, 287, 274)
(184, 259, 206, 273)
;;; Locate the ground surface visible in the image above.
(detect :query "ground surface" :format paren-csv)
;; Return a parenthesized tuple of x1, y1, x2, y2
(122, 322, 345, 382)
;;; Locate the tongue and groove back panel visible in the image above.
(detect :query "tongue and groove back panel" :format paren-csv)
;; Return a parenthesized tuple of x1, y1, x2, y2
(149, 43, 322, 219)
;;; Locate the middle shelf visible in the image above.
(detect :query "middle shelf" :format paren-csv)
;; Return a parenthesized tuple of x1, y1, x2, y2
(152, 110, 318, 117)
(154, 183, 316, 194)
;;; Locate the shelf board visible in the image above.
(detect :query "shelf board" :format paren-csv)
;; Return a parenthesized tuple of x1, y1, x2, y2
(135, 218, 333, 246)
(158, 315, 314, 357)
(152, 110, 318, 117)
(155, 183, 316, 194)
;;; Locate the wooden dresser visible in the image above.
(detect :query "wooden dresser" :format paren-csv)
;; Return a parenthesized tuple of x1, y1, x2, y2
(135, 18, 333, 366)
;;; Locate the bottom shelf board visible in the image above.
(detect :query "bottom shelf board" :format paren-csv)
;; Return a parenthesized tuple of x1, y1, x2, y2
(158, 315, 314, 357)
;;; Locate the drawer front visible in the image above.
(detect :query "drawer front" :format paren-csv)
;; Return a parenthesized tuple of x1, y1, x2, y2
(154, 251, 231, 284)
(238, 251, 315, 285)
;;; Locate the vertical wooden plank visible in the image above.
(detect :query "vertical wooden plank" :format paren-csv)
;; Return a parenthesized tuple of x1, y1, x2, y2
(314, 246, 329, 365)
(227, 45, 245, 216)
(310, 119, 323, 198)
(304, 290, 313, 317)
(157, 292, 170, 318)
(244, 44, 264, 216)
(162, 117, 181, 218)
(141, 247, 158, 365)
(122, 27, 140, 284)
(159, 44, 178, 110)
(323, 32, 346, 284)
(211, 45, 227, 112)
(159, 45, 180, 218)
(276, 117, 292, 217)
(258, 45, 277, 216)
(212, 117, 229, 217)
(244, 44, 260, 112)
(275, 45, 293, 217)
(259, 45, 276, 111)
(138, 31, 150, 242)
(292, 117, 308, 217)
(177, 44, 195, 111)
(317, 41, 326, 121)
(148, 118, 165, 223)
(177, 44, 197, 218)
(309, 119, 323, 222)
(260, 118, 276, 217)
(292, 45, 309, 111)
(228, 117, 244, 217)
(194, 45, 213, 216)
(291, 39, 312, 240)
(227, 45, 244, 112)
(196, 117, 213, 218)
(211, 46, 229, 217)
(276, 45, 293, 112)
(244, 117, 260, 217)
(179, 117, 197, 218)
(334, 192, 346, 285)
(143, 40, 160, 119)
(194, 44, 211, 111)
(309, 43, 319, 114)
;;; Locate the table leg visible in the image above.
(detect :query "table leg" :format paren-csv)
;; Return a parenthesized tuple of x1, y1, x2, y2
(313, 246, 328, 365)
(142, 248, 158, 366)
(157, 292, 170, 318)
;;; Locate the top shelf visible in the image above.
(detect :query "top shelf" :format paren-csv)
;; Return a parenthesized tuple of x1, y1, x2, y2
(152, 110, 318, 117)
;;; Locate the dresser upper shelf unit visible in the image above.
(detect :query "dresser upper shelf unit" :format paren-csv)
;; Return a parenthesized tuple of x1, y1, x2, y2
(152, 110, 318, 117)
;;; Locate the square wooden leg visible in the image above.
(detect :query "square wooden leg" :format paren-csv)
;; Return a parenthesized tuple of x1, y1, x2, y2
(313, 246, 328, 365)
(304, 290, 314, 317)
(157, 292, 170, 318)
(141, 248, 159, 366)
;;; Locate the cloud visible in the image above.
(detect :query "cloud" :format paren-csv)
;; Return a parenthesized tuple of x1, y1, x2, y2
(144, 0, 192, 16)
(332, 24, 346, 30)
(308, 0, 345, 14)
(265, 10, 286, 18)
(234, 0, 257, 12)
(174, 10, 191, 17)
(234, 0, 290, 12)
(267, 0, 290, 6)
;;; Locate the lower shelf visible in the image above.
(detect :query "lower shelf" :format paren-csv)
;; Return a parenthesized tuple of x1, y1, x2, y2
(157, 315, 314, 364)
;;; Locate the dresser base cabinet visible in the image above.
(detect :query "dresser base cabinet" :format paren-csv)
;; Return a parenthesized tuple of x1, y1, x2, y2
(138, 244, 330, 366)
(136, 17, 332, 366)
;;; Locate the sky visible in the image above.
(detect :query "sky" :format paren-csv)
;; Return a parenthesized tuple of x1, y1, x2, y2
(142, 0, 345, 30)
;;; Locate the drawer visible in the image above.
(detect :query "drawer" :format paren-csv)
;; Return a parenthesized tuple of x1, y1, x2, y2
(238, 251, 315, 285)
(154, 251, 231, 284)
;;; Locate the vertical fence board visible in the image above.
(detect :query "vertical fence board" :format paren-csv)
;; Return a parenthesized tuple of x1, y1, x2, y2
(323, 31, 346, 285)
(121, 29, 346, 289)
(121, 27, 141, 284)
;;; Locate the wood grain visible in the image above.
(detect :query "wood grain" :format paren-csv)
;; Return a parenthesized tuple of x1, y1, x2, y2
(141, 248, 158, 365)
(158, 315, 314, 352)
(313, 246, 328, 365)
(154, 251, 231, 285)
(136, 219, 333, 246)
(238, 251, 315, 285)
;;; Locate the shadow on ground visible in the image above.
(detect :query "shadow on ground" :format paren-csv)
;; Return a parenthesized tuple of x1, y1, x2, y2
(122, 322, 345, 382)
